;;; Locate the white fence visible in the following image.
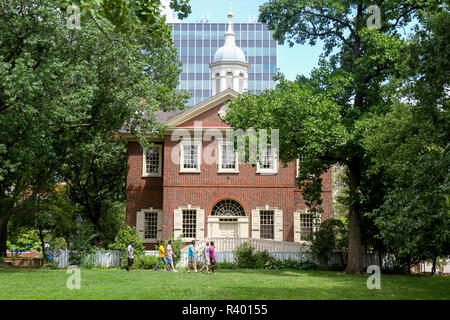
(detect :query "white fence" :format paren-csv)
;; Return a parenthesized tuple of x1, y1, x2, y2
(51, 250, 123, 269)
(49, 248, 448, 273)
(186, 238, 303, 253)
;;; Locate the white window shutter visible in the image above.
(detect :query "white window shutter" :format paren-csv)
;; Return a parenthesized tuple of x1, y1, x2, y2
(251, 209, 260, 239)
(173, 209, 182, 238)
(196, 209, 205, 240)
(294, 211, 301, 243)
(274, 209, 283, 241)
(136, 211, 145, 240)
(157, 210, 163, 240)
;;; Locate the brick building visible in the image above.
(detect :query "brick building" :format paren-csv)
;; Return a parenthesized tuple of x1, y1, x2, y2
(120, 10, 332, 249)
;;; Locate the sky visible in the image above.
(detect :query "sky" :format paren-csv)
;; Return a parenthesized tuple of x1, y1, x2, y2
(168, 0, 325, 80)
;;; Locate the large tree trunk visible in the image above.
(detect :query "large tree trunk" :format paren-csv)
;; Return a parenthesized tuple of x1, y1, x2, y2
(345, 161, 362, 274)
(0, 213, 10, 258)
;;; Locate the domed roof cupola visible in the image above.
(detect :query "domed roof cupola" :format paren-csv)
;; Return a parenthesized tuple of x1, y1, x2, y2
(210, 0, 250, 95)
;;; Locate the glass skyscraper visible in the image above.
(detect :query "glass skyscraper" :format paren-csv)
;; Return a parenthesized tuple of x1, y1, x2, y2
(169, 22, 278, 107)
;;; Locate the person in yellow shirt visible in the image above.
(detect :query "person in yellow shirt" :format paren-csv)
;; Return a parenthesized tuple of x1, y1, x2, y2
(154, 241, 168, 271)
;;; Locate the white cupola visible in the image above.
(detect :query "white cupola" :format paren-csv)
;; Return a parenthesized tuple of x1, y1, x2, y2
(210, 1, 250, 95)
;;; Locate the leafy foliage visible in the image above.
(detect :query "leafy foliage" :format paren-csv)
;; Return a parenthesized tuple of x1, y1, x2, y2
(163, 234, 184, 266)
(233, 242, 257, 269)
(68, 222, 98, 266)
(0, 0, 188, 256)
(310, 219, 348, 268)
(108, 225, 144, 255)
(264, 259, 318, 271)
(225, 0, 445, 274)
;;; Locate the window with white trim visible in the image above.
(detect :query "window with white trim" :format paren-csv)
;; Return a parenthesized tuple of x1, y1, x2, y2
(260, 210, 274, 240)
(143, 144, 162, 177)
(180, 140, 202, 173)
(256, 146, 278, 174)
(218, 141, 239, 173)
(300, 212, 313, 241)
(182, 209, 197, 239)
(136, 208, 162, 243)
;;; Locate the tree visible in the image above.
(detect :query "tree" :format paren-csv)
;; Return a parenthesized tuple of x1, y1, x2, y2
(363, 8, 450, 273)
(224, 0, 442, 273)
(0, 0, 188, 256)
(58, 135, 127, 247)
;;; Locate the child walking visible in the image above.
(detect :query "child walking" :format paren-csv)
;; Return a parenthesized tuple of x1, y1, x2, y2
(199, 241, 210, 273)
(209, 241, 216, 274)
(165, 240, 178, 272)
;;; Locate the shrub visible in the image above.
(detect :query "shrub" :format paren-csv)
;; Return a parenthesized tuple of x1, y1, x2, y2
(68, 223, 97, 266)
(108, 225, 145, 255)
(254, 250, 272, 269)
(42, 262, 59, 270)
(120, 255, 160, 270)
(264, 259, 318, 270)
(233, 242, 256, 268)
(310, 219, 348, 268)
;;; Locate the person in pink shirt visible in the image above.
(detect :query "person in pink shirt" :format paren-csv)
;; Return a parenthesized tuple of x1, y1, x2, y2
(209, 241, 216, 274)
(165, 240, 178, 272)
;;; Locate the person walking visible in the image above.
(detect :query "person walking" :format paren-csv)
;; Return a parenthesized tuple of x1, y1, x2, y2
(209, 241, 216, 274)
(199, 241, 210, 274)
(126, 241, 134, 271)
(165, 240, 178, 272)
(186, 240, 199, 273)
(154, 241, 167, 271)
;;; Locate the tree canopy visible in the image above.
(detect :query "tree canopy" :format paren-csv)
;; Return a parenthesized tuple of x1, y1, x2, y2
(225, 0, 447, 273)
(0, 0, 189, 256)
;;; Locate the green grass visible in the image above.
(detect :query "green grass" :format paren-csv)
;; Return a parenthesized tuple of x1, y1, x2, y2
(0, 268, 449, 300)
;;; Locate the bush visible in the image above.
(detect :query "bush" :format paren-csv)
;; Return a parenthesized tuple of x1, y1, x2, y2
(42, 262, 59, 270)
(254, 250, 272, 269)
(233, 242, 256, 268)
(120, 255, 160, 270)
(108, 225, 145, 255)
(264, 259, 318, 270)
(68, 223, 97, 266)
(310, 219, 348, 268)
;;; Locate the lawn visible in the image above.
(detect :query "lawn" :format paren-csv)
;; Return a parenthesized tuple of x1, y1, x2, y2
(0, 268, 449, 300)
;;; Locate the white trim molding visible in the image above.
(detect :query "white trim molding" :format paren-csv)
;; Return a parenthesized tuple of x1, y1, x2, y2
(256, 146, 279, 175)
(142, 144, 162, 177)
(251, 205, 283, 241)
(173, 204, 205, 242)
(218, 139, 239, 173)
(179, 139, 202, 173)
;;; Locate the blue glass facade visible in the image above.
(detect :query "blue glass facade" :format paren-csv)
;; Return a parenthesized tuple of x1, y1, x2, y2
(169, 22, 278, 107)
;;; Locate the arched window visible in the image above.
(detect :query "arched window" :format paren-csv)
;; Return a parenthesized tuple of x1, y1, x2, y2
(211, 199, 246, 216)
(239, 73, 244, 93)
(215, 73, 221, 93)
(226, 72, 233, 89)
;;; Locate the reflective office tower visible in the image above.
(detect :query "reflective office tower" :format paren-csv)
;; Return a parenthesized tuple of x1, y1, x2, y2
(168, 22, 278, 107)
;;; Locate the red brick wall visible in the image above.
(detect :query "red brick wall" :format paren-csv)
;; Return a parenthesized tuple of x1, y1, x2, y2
(125, 101, 333, 248)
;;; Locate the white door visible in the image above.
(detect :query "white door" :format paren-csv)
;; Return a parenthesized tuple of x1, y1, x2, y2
(218, 223, 238, 238)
